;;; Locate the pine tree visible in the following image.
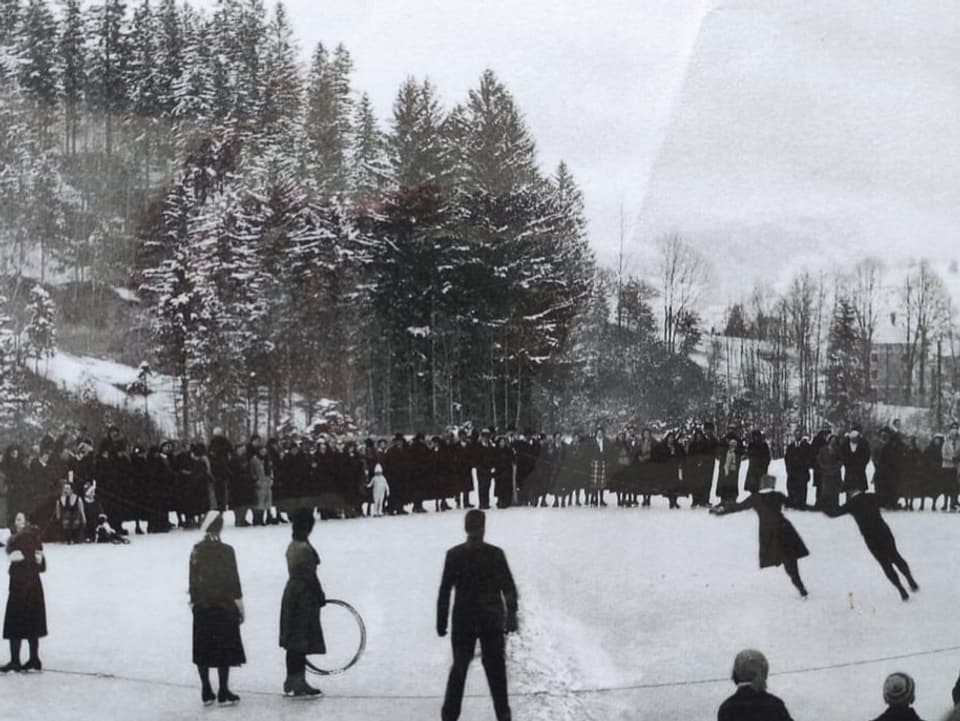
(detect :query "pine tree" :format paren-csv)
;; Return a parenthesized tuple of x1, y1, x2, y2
(0, 293, 26, 430)
(350, 92, 388, 202)
(303, 41, 353, 197)
(58, 0, 85, 156)
(24, 282, 55, 373)
(387, 77, 448, 188)
(87, 0, 131, 158)
(127, 0, 160, 197)
(825, 295, 864, 424)
(18, 0, 58, 147)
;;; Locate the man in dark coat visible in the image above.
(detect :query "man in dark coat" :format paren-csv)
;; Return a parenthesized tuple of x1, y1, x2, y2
(207, 429, 233, 513)
(810, 422, 832, 508)
(841, 424, 871, 494)
(784, 429, 814, 509)
(471, 430, 497, 510)
(437, 509, 518, 721)
(824, 489, 918, 600)
(873, 427, 902, 510)
(383, 435, 409, 515)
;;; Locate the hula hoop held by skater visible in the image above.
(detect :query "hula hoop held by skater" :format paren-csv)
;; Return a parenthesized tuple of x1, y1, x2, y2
(711, 474, 809, 598)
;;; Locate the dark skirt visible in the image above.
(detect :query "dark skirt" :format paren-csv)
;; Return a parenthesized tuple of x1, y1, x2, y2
(3, 580, 47, 640)
(192, 605, 245, 667)
(279, 579, 326, 655)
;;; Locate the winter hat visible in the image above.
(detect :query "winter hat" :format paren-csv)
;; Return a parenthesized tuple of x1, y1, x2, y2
(759, 474, 777, 491)
(200, 511, 223, 536)
(732, 649, 769, 691)
(373, 463, 383, 474)
(883, 672, 915, 707)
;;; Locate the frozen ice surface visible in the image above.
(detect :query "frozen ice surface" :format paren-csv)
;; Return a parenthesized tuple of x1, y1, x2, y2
(0, 501, 957, 720)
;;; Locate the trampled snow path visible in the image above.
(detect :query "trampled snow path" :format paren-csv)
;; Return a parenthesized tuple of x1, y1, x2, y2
(1, 503, 960, 720)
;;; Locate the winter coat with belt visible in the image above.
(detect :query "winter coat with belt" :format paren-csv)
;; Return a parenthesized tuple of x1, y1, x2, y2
(279, 540, 326, 654)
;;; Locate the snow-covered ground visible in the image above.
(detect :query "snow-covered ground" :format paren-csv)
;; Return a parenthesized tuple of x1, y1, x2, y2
(40, 349, 180, 435)
(0, 487, 959, 721)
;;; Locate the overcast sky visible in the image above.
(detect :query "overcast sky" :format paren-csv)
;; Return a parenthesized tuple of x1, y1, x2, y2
(193, 0, 958, 306)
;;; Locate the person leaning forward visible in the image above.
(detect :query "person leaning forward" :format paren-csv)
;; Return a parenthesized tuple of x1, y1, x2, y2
(437, 509, 518, 721)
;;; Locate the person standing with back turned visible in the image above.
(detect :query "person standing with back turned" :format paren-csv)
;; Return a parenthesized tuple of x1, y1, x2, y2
(437, 509, 519, 721)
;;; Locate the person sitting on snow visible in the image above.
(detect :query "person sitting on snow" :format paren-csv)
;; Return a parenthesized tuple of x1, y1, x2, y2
(95, 514, 129, 544)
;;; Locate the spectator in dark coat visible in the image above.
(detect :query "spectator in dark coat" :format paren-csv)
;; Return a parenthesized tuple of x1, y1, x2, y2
(717, 649, 795, 721)
(1, 512, 46, 673)
(810, 423, 832, 507)
(784, 429, 814, 508)
(711, 475, 809, 597)
(824, 489, 918, 600)
(208, 429, 233, 512)
(842, 424, 872, 493)
(818, 434, 844, 511)
(279, 508, 325, 698)
(688, 426, 719, 508)
(873, 427, 902, 510)
(920, 436, 946, 510)
(437, 509, 518, 721)
(1, 446, 30, 529)
(871, 672, 925, 721)
(189, 511, 244, 706)
(744, 430, 771, 494)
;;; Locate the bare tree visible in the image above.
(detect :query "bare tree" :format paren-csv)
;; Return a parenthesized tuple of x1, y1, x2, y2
(786, 272, 817, 425)
(656, 233, 709, 354)
(902, 259, 950, 403)
(849, 258, 886, 396)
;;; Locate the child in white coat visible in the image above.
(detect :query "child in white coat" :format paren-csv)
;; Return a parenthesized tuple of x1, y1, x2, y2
(366, 464, 390, 517)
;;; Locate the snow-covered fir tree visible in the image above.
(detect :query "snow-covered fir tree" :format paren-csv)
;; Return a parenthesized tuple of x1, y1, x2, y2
(825, 295, 865, 425)
(24, 282, 55, 373)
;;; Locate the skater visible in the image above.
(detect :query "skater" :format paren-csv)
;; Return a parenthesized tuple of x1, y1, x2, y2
(717, 649, 796, 720)
(189, 511, 245, 706)
(872, 672, 924, 721)
(824, 488, 918, 600)
(365, 464, 390, 517)
(437, 509, 518, 721)
(1, 512, 46, 673)
(279, 508, 325, 698)
(711, 475, 809, 597)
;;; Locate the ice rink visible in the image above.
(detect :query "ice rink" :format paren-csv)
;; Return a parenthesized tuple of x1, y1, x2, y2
(1, 497, 959, 721)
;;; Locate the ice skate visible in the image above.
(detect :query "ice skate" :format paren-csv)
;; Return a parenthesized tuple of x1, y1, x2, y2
(201, 687, 216, 706)
(217, 689, 240, 706)
(22, 657, 41, 672)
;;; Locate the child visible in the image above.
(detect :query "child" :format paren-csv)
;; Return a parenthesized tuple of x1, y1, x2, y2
(56, 480, 86, 544)
(366, 464, 390, 517)
(96, 514, 129, 544)
(717, 649, 795, 721)
(871, 672, 924, 721)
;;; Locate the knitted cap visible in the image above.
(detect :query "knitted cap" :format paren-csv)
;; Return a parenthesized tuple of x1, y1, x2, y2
(200, 510, 223, 536)
(883, 672, 915, 707)
(732, 649, 769, 691)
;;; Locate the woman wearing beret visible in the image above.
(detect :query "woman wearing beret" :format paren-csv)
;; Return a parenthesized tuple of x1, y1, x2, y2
(189, 511, 245, 706)
(1, 512, 47, 673)
(280, 507, 325, 698)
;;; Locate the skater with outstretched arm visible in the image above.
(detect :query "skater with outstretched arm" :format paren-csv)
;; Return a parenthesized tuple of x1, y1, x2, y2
(823, 488, 918, 601)
(711, 474, 809, 598)
(437, 509, 518, 721)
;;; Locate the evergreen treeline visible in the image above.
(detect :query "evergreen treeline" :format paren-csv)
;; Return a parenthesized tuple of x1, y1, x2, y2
(0, 0, 714, 438)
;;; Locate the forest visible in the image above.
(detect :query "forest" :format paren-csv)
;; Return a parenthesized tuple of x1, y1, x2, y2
(0, 0, 714, 441)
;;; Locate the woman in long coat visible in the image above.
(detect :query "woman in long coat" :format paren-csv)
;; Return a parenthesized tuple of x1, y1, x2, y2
(1, 512, 46, 672)
(189, 511, 245, 706)
(744, 430, 771, 495)
(280, 508, 325, 698)
(817, 435, 843, 511)
(711, 475, 809, 598)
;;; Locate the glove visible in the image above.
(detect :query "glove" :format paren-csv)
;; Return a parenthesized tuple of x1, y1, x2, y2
(8, 550, 24, 562)
(437, 625, 447, 638)
(506, 614, 518, 634)
(317, 589, 326, 607)
(235, 599, 245, 624)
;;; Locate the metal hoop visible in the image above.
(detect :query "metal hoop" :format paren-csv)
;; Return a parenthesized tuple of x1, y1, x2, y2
(304, 599, 366, 676)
